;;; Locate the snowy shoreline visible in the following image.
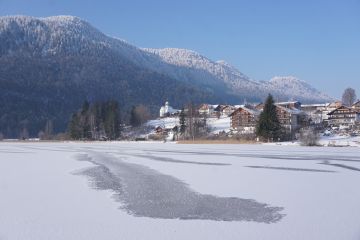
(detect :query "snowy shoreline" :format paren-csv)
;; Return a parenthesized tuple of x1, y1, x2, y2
(1, 137, 359, 148)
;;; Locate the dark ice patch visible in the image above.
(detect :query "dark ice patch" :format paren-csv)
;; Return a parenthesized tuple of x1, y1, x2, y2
(246, 165, 336, 173)
(148, 149, 360, 163)
(75, 153, 284, 223)
(131, 154, 231, 166)
(320, 162, 360, 172)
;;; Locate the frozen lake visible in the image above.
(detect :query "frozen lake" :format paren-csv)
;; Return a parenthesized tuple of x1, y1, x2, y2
(0, 142, 360, 240)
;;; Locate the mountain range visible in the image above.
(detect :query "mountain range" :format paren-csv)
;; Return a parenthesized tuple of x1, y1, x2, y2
(0, 15, 332, 137)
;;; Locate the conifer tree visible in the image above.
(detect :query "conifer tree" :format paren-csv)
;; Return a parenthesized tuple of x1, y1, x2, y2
(256, 94, 282, 141)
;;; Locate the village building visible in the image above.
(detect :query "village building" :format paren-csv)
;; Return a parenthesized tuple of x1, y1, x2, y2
(301, 103, 328, 124)
(214, 105, 237, 117)
(214, 104, 236, 118)
(214, 105, 225, 115)
(198, 104, 216, 117)
(222, 105, 237, 116)
(154, 126, 164, 135)
(352, 100, 360, 110)
(231, 101, 306, 135)
(229, 106, 260, 133)
(255, 103, 264, 111)
(255, 102, 306, 135)
(255, 101, 302, 111)
(276, 101, 302, 110)
(159, 101, 179, 118)
(275, 105, 305, 133)
(327, 106, 360, 126)
(276, 102, 305, 130)
(153, 125, 179, 141)
(327, 101, 342, 111)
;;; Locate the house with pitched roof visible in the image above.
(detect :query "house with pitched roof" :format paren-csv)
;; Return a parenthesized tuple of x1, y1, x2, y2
(327, 106, 360, 126)
(229, 106, 260, 133)
(352, 100, 360, 110)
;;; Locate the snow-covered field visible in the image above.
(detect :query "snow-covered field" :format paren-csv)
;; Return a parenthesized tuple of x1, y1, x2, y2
(1, 142, 360, 240)
(146, 117, 179, 129)
(146, 116, 231, 134)
(207, 116, 231, 134)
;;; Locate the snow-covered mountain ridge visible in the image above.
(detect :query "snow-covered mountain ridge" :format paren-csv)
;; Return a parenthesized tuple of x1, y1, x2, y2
(143, 48, 258, 91)
(143, 47, 332, 102)
(0, 15, 333, 103)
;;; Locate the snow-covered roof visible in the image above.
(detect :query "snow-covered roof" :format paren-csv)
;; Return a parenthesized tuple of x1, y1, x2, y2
(301, 103, 328, 108)
(276, 101, 301, 105)
(327, 106, 359, 115)
(352, 101, 360, 107)
(243, 107, 260, 115)
(234, 105, 244, 108)
(198, 103, 215, 110)
(275, 105, 303, 114)
(229, 106, 260, 116)
(328, 101, 342, 108)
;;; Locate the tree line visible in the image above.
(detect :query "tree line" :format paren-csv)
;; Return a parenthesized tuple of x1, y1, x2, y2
(68, 100, 121, 140)
(1, 86, 357, 141)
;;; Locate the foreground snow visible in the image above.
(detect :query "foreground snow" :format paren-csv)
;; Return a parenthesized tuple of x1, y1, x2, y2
(0, 142, 360, 240)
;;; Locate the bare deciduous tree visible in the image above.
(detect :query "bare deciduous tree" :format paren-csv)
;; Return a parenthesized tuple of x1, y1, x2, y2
(299, 128, 320, 146)
(184, 103, 208, 140)
(44, 119, 54, 140)
(342, 88, 357, 106)
(19, 127, 29, 140)
(130, 105, 151, 127)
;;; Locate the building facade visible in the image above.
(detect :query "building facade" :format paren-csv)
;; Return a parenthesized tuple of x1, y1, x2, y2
(230, 106, 260, 133)
(327, 106, 360, 126)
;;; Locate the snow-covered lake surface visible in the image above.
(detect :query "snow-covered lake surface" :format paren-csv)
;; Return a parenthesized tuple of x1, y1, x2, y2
(0, 142, 360, 240)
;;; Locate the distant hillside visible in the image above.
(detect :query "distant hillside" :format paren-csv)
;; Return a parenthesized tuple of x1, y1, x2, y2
(0, 16, 218, 137)
(0, 15, 333, 137)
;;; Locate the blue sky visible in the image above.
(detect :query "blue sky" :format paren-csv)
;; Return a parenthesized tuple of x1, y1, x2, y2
(1, 0, 359, 98)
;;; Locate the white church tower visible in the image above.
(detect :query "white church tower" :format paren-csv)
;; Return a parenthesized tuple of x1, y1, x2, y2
(159, 101, 178, 117)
